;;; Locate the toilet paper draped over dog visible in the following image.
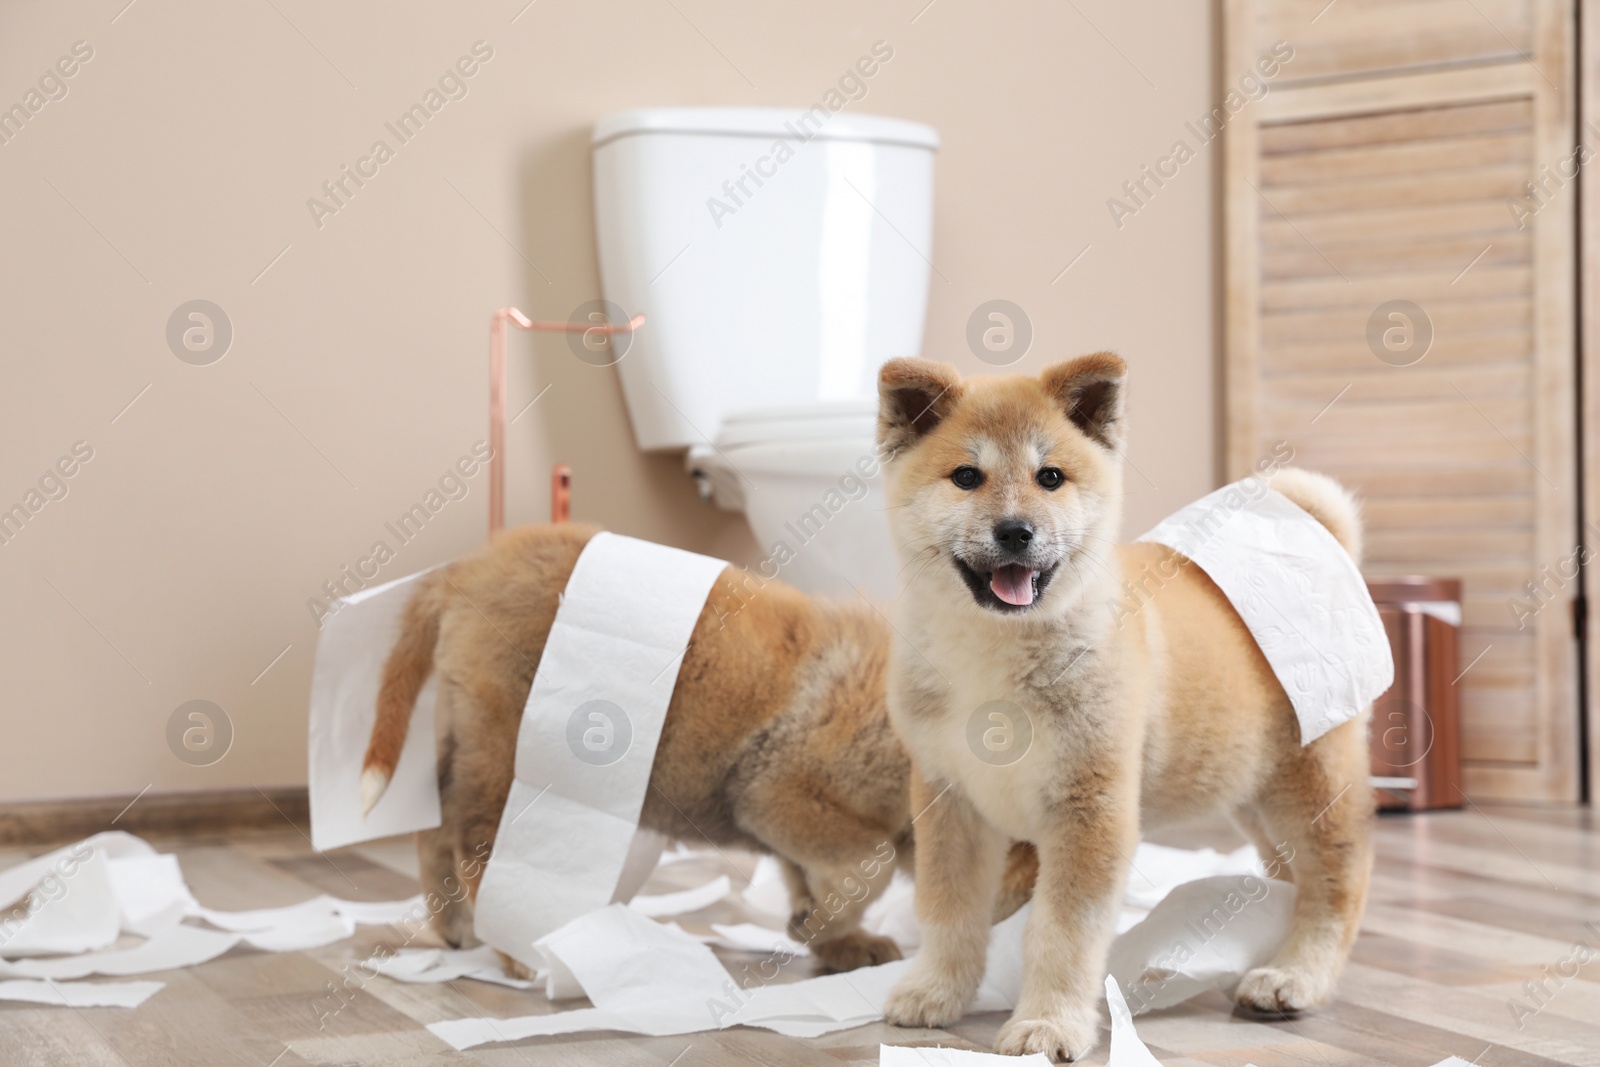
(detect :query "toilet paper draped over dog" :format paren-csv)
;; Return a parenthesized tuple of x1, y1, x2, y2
(309, 568, 445, 852)
(1135, 479, 1393, 744)
(473, 532, 728, 970)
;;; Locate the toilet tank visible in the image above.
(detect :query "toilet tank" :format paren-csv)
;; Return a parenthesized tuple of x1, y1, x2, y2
(592, 107, 938, 451)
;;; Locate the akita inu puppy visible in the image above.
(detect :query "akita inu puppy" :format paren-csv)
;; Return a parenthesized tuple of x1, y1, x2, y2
(875, 355, 1373, 1060)
(358, 523, 1038, 974)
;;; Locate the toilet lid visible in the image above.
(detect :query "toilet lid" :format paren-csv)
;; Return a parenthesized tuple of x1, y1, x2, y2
(715, 397, 879, 450)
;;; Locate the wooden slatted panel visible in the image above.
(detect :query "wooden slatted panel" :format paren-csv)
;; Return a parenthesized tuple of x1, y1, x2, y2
(1225, 0, 1578, 803)
(1261, 0, 1533, 83)
(1257, 98, 1543, 778)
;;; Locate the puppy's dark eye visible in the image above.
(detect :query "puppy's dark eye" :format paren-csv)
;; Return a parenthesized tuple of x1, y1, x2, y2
(1036, 467, 1065, 490)
(951, 466, 984, 490)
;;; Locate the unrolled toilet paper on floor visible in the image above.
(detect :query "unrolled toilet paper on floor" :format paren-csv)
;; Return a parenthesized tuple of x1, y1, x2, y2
(0, 830, 427, 1008)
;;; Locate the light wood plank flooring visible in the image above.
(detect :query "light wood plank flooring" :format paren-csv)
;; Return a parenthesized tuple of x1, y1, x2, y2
(2, 805, 1598, 1066)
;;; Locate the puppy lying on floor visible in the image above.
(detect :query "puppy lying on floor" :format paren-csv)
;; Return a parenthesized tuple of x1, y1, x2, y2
(875, 355, 1374, 1060)
(356, 522, 1036, 973)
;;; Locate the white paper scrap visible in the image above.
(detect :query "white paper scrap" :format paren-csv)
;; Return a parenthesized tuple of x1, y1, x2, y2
(428, 905, 726, 1047)
(736, 854, 792, 920)
(722, 960, 904, 1038)
(0, 979, 166, 1008)
(1137, 481, 1393, 744)
(0, 833, 152, 914)
(614, 827, 668, 905)
(630, 875, 731, 918)
(364, 945, 536, 989)
(474, 533, 728, 971)
(429, 901, 1022, 1050)
(108, 854, 196, 935)
(0, 924, 241, 980)
(1122, 844, 1259, 912)
(881, 1045, 1052, 1066)
(1106, 975, 1165, 1067)
(2, 848, 120, 957)
(1108, 874, 1295, 1014)
(0, 831, 421, 997)
(555, 905, 728, 1024)
(308, 567, 444, 851)
(706, 922, 808, 956)
(191, 894, 423, 934)
(0, 833, 154, 956)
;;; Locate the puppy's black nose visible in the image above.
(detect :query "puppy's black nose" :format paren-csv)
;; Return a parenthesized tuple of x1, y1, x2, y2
(993, 519, 1034, 553)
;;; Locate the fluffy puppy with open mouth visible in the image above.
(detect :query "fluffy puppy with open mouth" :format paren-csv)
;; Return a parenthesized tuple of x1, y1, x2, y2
(876, 354, 1373, 1061)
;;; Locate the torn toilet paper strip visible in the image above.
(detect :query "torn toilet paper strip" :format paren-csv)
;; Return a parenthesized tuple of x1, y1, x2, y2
(1105, 975, 1165, 1067)
(424, 847, 1288, 1049)
(428, 903, 963, 1047)
(880, 1045, 1052, 1065)
(0, 831, 422, 990)
(352, 840, 1255, 1007)
(1120, 842, 1260, 914)
(1136, 479, 1393, 744)
(363, 944, 536, 989)
(0, 979, 166, 1008)
(430, 893, 1038, 1049)
(1108, 873, 1295, 1014)
(309, 567, 443, 851)
(2, 832, 167, 958)
(629, 874, 732, 918)
(473, 532, 727, 972)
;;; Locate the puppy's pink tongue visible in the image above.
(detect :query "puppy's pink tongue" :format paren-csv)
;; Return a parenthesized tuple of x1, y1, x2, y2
(990, 564, 1037, 607)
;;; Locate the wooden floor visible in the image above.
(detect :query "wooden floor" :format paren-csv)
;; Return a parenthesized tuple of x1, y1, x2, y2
(3, 805, 1600, 1066)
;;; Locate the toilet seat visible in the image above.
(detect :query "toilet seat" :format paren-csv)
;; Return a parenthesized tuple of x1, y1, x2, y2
(687, 395, 898, 601)
(713, 398, 879, 451)
(688, 397, 879, 511)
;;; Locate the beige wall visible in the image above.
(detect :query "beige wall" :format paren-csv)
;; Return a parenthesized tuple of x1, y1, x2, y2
(0, 0, 1217, 803)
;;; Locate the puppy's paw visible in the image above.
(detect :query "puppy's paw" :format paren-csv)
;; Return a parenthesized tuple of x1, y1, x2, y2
(1234, 965, 1331, 1015)
(813, 931, 902, 973)
(495, 951, 535, 981)
(434, 902, 479, 949)
(883, 967, 972, 1029)
(994, 1011, 1098, 1062)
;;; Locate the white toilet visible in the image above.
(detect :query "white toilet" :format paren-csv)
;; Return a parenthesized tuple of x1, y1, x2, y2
(591, 107, 938, 601)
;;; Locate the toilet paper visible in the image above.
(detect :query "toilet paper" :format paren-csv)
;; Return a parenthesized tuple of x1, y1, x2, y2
(472, 532, 728, 972)
(629, 874, 732, 918)
(1105, 975, 1165, 1067)
(308, 567, 443, 851)
(880, 1048, 1051, 1066)
(362, 944, 537, 989)
(425, 842, 1289, 1050)
(0, 831, 420, 996)
(1108, 873, 1295, 1014)
(1136, 480, 1393, 744)
(0, 979, 166, 1008)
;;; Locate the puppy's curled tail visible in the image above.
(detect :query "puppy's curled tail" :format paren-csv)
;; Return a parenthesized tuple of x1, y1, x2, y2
(1268, 467, 1364, 566)
(359, 570, 448, 817)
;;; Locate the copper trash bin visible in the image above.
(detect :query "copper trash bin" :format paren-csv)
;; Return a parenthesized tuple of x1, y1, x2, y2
(1365, 576, 1463, 811)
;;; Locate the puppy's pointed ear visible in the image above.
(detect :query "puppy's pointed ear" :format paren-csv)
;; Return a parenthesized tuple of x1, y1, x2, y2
(1041, 352, 1127, 451)
(878, 358, 965, 454)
